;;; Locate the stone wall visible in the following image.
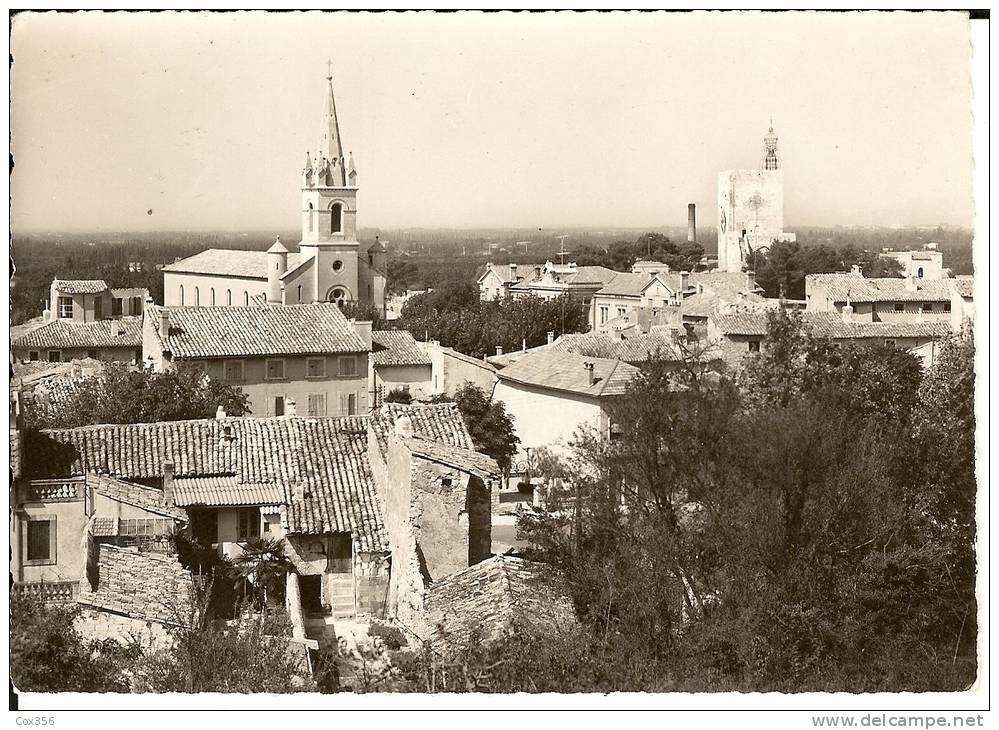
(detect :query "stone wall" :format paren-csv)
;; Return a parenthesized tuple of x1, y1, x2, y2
(74, 608, 175, 652)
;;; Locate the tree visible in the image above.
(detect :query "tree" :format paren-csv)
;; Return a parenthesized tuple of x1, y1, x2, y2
(384, 387, 413, 404)
(432, 383, 520, 472)
(340, 301, 385, 330)
(24, 362, 250, 429)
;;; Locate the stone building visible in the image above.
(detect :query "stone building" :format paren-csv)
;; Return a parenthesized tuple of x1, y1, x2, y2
(142, 302, 372, 418)
(162, 70, 386, 316)
(508, 262, 618, 306)
(717, 124, 796, 273)
(880, 245, 946, 280)
(477, 263, 544, 301)
(370, 330, 433, 405)
(805, 271, 964, 321)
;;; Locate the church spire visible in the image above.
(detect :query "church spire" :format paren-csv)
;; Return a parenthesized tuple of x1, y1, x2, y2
(317, 61, 347, 187)
(763, 120, 780, 171)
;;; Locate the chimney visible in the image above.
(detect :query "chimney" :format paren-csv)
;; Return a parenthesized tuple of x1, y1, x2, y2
(687, 203, 697, 243)
(851, 264, 862, 276)
(111, 319, 121, 337)
(394, 415, 414, 438)
(43, 307, 51, 323)
(841, 301, 854, 323)
(496, 346, 503, 356)
(680, 270, 690, 292)
(746, 270, 756, 291)
(584, 361, 595, 386)
(158, 309, 170, 339)
(285, 397, 297, 418)
(522, 338, 527, 352)
(292, 482, 305, 502)
(216, 405, 227, 420)
(905, 276, 919, 292)
(352, 319, 373, 350)
(510, 263, 518, 280)
(162, 461, 175, 507)
(547, 331, 555, 345)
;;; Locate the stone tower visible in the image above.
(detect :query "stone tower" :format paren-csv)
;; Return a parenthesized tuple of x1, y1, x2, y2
(298, 67, 361, 307)
(716, 122, 795, 273)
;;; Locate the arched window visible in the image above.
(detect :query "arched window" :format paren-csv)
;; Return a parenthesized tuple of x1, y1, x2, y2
(244, 291, 250, 306)
(227, 289, 232, 306)
(330, 202, 343, 234)
(195, 287, 200, 307)
(327, 287, 347, 308)
(179, 285, 185, 306)
(917, 267, 924, 278)
(210, 288, 216, 306)
(308, 202, 314, 233)
(297, 285, 302, 302)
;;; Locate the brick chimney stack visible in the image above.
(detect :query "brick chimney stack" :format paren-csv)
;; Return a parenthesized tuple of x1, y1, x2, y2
(547, 331, 555, 345)
(158, 309, 170, 339)
(687, 203, 697, 243)
(746, 270, 756, 291)
(584, 361, 595, 386)
(496, 346, 503, 356)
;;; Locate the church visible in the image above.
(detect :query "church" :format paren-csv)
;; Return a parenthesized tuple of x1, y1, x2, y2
(162, 68, 387, 316)
(716, 123, 796, 273)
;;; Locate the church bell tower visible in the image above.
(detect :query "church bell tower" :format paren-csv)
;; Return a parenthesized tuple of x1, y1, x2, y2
(299, 63, 360, 308)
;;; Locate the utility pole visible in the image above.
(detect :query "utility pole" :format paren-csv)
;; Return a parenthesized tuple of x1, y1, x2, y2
(556, 234, 570, 265)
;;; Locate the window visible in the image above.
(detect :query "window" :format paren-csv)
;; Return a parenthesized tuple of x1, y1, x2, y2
(617, 307, 626, 318)
(28, 351, 39, 362)
(328, 288, 347, 307)
(210, 288, 216, 307)
(599, 306, 609, 325)
(306, 357, 327, 378)
(343, 392, 357, 416)
(338, 356, 357, 377)
(47, 351, 61, 363)
(917, 267, 924, 278)
(236, 508, 260, 541)
(195, 287, 201, 307)
(112, 298, 123, 317)
(748, 341, 761, 353)
(308, 202, 314, 232)
(244, 291, 250, 306)
(273, 396, 285, 417)
(94, 297, 103, 319)
(223, 360, 244, 382)
(944, 301, 952, 312)
(297, 285, 302, 303)
(308, 393, 327, 417)
(24, 516, 56, 565)
(227, 290, 232, 306)
(87, 350, 98, 360)
(331, 202, 343, 233)
(57, 297, 73, 319)
(131, 297, 141, 316)
(265, 359, 286, 380)
(885, 339, 897, 348)
(894, 302, 904, 312)
(332, 260, 344, 272)
(179, 285, 185, 306)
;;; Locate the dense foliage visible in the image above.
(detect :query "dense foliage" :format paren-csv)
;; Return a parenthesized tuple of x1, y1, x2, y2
(571, 232, 705, 273)
(432, 383, 520, 473)
(394, 281, 588, 359)
(24, 362, 250, 429)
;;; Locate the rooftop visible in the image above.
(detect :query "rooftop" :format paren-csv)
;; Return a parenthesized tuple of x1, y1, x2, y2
(596, 271, 684, 298)
(90, 474, 187, 521)
(371, 330, 432, 367)
(148, 303, 369, 359)
(806, 273, 963, 303)
(425, 555, 577, 645)
(54, 279, 109, 295)
(710, 310, 953, 340)
(404, 435, 500, 482)
(496, 349, 639, 398)
(11, 317, 143, 350)
(172, 476, 285, 508)
(370, 402, 475, 456)
(163, 249, 302, 280)
(479, 263, 543, 285)
(510, 265, 619, 290)
(551, 330, 687, 364)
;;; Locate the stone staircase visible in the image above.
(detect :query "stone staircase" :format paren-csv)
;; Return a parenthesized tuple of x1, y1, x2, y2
(329, 574, 355, 620)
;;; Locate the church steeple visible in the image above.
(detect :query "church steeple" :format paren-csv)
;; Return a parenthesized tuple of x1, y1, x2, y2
(763, 119, 780, 171)
(315, 61, 347, 187)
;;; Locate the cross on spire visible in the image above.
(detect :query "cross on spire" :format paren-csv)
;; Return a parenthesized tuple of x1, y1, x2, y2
(326, 59, 334, 80)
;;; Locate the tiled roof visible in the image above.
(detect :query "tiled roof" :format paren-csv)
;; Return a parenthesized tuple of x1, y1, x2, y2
(551, 330, 685, 364)
(681, 290, 770, 319)
(90, 516, 118, 537)
(952, 275, 974, 298)
(806, 273, 959, 303)
(90, 474, 187, 521)
(162, 249, 301, 280)
(514, 265, 619, 291)
(78, 544, 193, 625)
(148, 303, 369, 359)
(54, 279, 108, 294)
(425, 555, 576, 646)
(596, 272, 683, 298)
(496, 350, 639, 398)
(371, 330, 432, 367)
(11, 317, 143, 350)
(370, 402, 475, 456)
(404, 435, 500, 481)
(173, 476, 284, 508)
(24, 416, 387, 552)
(711, 310, 952, 340)
(689, 271, 764, 297)
(478, 264, 543, 285)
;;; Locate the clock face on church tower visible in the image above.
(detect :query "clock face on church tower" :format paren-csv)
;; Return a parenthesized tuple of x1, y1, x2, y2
(720, 209, 727, 234)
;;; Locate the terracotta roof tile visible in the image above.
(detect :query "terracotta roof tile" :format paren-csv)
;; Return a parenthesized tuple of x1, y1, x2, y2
(806, 273, 959, 303)
(149, 303, 368, 359)
(551, 330, 686, 364)
(370, 402, 475, 456)
(163, 249, 301, 279)
(496, 350, 639, 397)
(711, 310, 953, 340)
(11, 317, 143, 350)
(90, 474, 187, 521)
(405, 436, 500, 481)
(371, 330, 432, 367)
(55, 279, 108, 294)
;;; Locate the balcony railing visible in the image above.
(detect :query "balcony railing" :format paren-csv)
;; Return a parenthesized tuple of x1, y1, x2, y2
(23, 479, 83, 502)
(13, 581, 80, 603)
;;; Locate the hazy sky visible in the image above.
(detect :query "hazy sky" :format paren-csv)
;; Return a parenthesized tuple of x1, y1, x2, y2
(11, 11, 975, 232)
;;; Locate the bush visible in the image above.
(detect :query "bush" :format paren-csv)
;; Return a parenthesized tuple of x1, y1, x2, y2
(368, 621, 407, 650)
